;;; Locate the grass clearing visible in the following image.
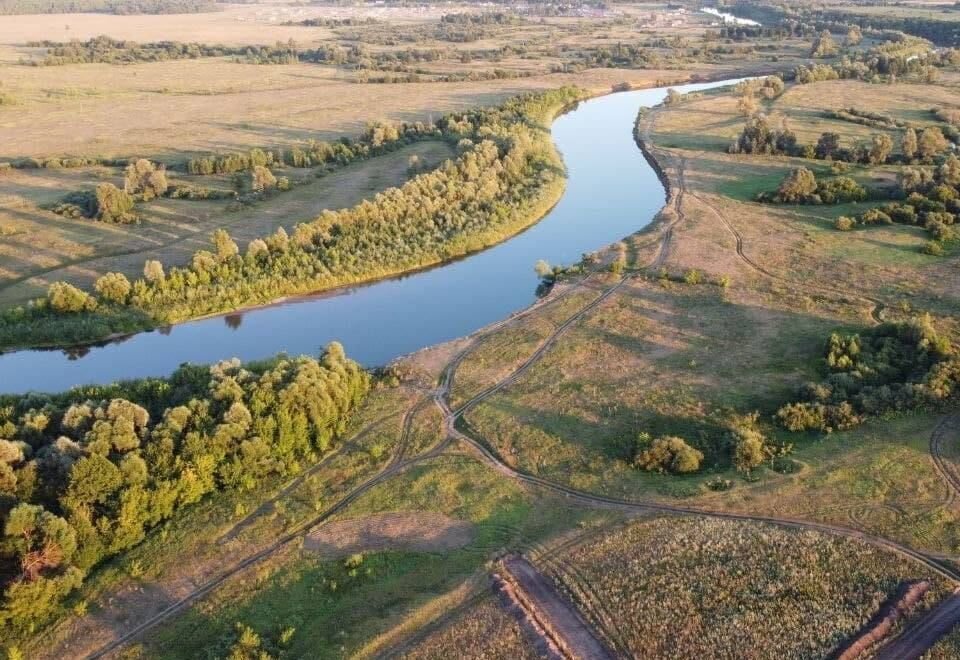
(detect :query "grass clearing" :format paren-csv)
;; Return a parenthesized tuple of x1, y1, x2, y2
(132, 454, 596, 659)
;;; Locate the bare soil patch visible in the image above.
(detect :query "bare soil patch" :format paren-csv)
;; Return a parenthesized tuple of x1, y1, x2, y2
(304, 511, 475, 558)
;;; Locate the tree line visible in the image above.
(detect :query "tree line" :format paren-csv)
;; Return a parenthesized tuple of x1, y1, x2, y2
(727, 0, 960, 48)
(0, 87, 586, 351)
(0, 0, 216, 14)
(185, 120, 439, 175)
(0, 343, 369, 641)
(26, 35, 249, 66)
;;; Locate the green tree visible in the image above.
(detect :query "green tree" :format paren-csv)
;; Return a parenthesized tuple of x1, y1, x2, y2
(730, 421, 768, 473)
(868, 133, 893, 165)
(940, 154, 960, 186)
(845, 25, 862, 47)
(63, 454, 121, 509)
(94, 272, 131, 304)
(143, 259, 165, 283)
(737, 93, 759, 117)
(93, 182, 135, 223)
(47, 281, 97, 313)
(774, 167, 818, 203)
(4, 504, 77, 579)
(124, 158, 168, 200)
(250, 165, 277, 194)
(815, 132, 841, 160)
(213, 229, 239, 261)
(918, 127, 948, 161)
(810, 30, 837, 58)
(902, 127, 918, 161)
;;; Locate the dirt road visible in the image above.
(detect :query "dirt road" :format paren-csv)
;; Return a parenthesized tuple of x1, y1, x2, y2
(500, 556, 615, 660)
(874, 589, 960, 660)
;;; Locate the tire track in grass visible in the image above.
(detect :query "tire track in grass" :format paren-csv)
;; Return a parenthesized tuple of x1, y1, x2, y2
(440, 275, 960, 585)
(688, 188, 886, 324)
(873, 588, 960, 660)
(929, 413, 960, 509)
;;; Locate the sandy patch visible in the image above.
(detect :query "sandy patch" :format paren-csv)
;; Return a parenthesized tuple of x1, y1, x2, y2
(304, 512, 475, 558)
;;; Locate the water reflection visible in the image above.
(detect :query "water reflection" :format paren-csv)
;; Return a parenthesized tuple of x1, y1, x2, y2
(224, 314, 243, 330)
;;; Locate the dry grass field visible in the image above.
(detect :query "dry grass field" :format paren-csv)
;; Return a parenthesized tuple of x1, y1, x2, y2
(543, 516, 954, 659)
(397, 596, 540, 660)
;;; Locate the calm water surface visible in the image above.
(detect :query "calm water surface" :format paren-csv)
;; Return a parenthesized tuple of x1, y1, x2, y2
(1, 78, 744, 393)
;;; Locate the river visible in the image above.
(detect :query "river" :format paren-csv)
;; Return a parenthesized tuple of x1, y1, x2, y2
(0, 78, 745, 394)
(701, 8, 761, 27)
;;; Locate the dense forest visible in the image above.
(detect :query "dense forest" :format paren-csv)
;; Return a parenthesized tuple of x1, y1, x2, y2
(0, 87, 586, 350)
(0, 0, 218, 14)
(0, 343, 368, 638)
(728, 0, 960, 47)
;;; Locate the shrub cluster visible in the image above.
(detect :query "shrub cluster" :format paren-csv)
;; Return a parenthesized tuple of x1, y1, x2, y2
(51, 183, 137, 224)
(776, 316, 959, 433)
(760, 167, 867, 204)
(828, 107, 905, 130)
(835, 154, 960, 247)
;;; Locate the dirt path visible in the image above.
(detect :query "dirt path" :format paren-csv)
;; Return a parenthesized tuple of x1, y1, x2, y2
(687, 185, 886, 324)
(497, 556, 614, 660)
(833, 580, 931, 660)
(874, 589, 960, 660)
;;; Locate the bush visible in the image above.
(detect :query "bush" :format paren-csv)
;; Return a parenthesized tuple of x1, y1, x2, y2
(634, 435, 704, 474)
(834, 216, 855, 231)
(859, 208, 893, 225)
(47, 282, 97, 313)
(771, 457, 802, 474)
(922, 240, 945, 256)
(94, 272, 132, 305)
(926, 219, 955, 242)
